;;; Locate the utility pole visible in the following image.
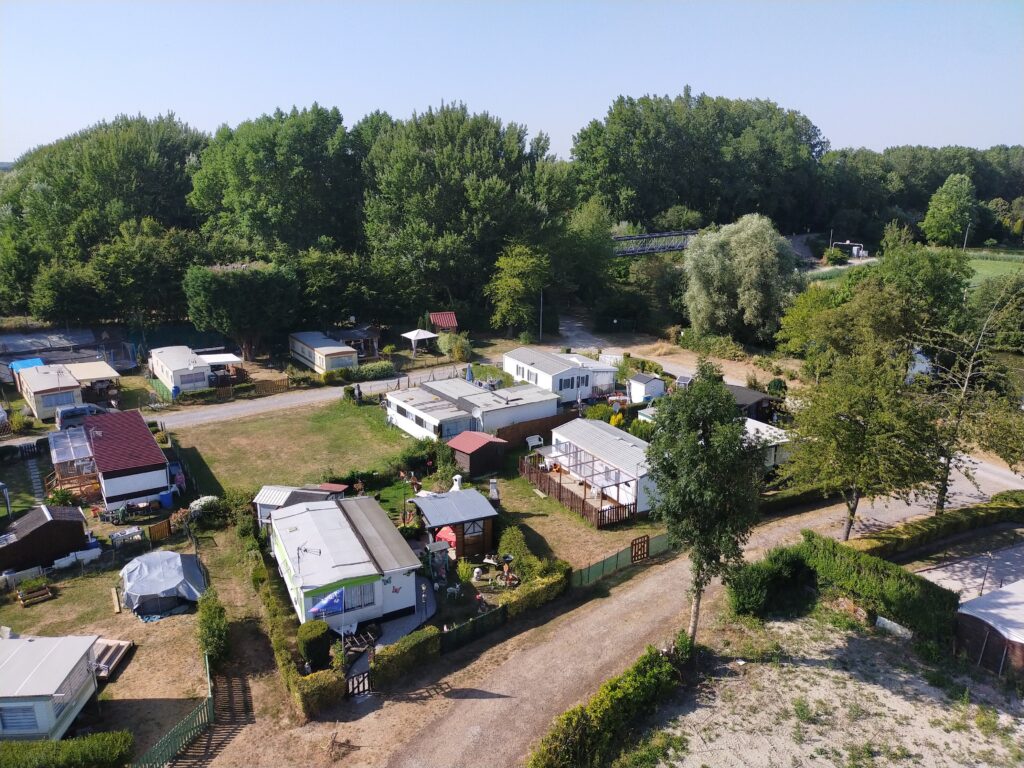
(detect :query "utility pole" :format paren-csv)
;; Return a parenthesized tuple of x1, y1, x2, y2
(538, 290, 543, 342)
(962, 221, 971, 252)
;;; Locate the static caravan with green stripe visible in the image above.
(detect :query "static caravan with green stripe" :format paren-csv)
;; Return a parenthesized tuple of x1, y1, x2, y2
(270, 497, 421, 634)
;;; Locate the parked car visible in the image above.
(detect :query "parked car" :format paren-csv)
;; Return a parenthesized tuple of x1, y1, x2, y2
(55, 403, 110, 430)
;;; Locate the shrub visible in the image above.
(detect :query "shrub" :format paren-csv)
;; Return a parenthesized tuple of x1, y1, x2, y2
(766, 377, 787, 397)
(44, 488, 77, 507)
(0, 730, 134, 768)
(343, 384, 356, 400)
(321, 369, 347, 386)
(503, 571, 568, 619)
(527, 647, 677, 768)
(7, 410, 28, 435)
(498, 525, 542, 582)
(439, 331, 472, 362)
(294, 668, 346, 713)
(285, 365, 320, 388)
(236, 511, 256, 541)
(197, 587, 230, 666)
(370, 625, 441, 689)
(178, 387, 218, 403)
(250, 557, 268, 592)
(673, 628, 693, 667)
(518, 330, 537, 344)
(585, 403, 614, 423)
(18, 575, 48, 593)
(822, 246, 849, 265)
(676, 329, 746, 361)
(350, 361, 396, 381)
(297, 620, 333, 670)
(628, 418, 654, 441)
(726, 546, 813, 618)
(609, 412, 625, 428)
(456, 558, 475, 584)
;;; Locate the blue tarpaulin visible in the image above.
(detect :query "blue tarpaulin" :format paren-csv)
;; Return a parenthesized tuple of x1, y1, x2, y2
(310, 587, 345, 618)
(9, 358, 44, 373)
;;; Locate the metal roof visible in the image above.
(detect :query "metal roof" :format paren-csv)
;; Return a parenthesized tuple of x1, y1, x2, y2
(551, 419, 649, 473)
(411, 489, 498, 528)
(64, 360, 120, 384)
(253, 485, 299, 507)
(0, 329, 95, 356)
(197, 353, 243, 366)
(387, 387, 471, 421)
(462, 384, 560, 412)
(429, 311, 458, 330)
(629, 373, 659, 385)
(504, 347, 576, 376)
(83, 411, 167, 474)
(48, 427, 94, 464)
(447, 431, 508, 454)
(150, 346, 209, 373)
(289, 332, 357, 357)
(0, 635, 98, 697)
(18, 364, 78, 393)
(726, 384, 771, 408)
(959, 579, 1024, 645)
(743, 418, 789, 447)
(272, 498, 418, 589)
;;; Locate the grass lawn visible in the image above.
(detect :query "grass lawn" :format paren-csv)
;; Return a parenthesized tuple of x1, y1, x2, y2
(173, 399, 412, 495)
(969, 258, 1023, 285)
(116, 374, 155, 410)
(0, 460, 43, 520)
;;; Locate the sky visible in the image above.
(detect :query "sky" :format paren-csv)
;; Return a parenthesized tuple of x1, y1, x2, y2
(1, 0, 1022, 161)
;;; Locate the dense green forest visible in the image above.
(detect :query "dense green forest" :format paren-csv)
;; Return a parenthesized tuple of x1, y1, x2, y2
(0, 92, 1021, 339)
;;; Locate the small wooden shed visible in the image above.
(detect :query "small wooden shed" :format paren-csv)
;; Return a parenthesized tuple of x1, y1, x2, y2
(411, 489, 497, 560)
(0, 505, 87, 572)
(446, 431, 508, 476)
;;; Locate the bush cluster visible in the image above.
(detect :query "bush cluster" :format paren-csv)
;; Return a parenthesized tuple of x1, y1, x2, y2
(177, 387, 219, 403)
(6, 410, 29, 435)
(350, 361, 397, 382)
(233, 382, 256, 397)
(503, 570, 569, 619)
(438, 331, 472, 362)
(726, 531, 959, 644)
(676, 328, 746, 361)
(527, 647, 677, 768)
(0, 731, 134, 768)
(197, 587, 230, 667)
(294, 668, 347, 713)
(297, 619, 333, 670)
(848, 494, 1024, 559)
(370, 625, 441, 689)
(498, 525, 543, 582)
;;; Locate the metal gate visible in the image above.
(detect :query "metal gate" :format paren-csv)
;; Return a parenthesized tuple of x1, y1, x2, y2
(346, 671, 372, 697)
(631, 534, 650, 564)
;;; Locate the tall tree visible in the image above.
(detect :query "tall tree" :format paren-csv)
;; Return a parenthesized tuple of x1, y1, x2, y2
(921, 173, 979, 246)
(647, 361, 764, 643)
(484, 244, 549, 335)
(919, 273, 1024, 513)
(683, 213, 799, 342)
(783, 347, 938, 540)
(274, 247, 373, 328)
(188, 104, 363, 252)
(183, 263, 298, 360)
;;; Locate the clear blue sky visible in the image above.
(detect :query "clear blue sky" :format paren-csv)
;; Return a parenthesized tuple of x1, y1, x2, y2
(1, 0, 1021, 161)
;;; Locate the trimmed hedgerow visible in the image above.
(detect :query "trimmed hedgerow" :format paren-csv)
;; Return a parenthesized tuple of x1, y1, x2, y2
(725, 545, 813, 618)
(502, 570, 570, 619)
(498, 525, 543, 582)
(527, 647, 677, 768)
(196, 587, 229, 667)
(848, 494, 1024, 559)
(297, 619, 333, 670)
(0, 730, 134, 768)
(370, 626, 441, 689)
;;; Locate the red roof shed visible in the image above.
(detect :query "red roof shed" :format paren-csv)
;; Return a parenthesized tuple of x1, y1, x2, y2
(429, 311, 458, 332)
(446, 431, 508, 476)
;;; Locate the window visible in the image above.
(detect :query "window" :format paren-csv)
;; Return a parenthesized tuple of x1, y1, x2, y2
(415, 416, 425, 428)
(42, 391, 76, 408)
(558, 377, 574, 392)
(396, 405, 408, 418)
(52, 659, 90, 722)
(528, 371, 538, 385)
(0, 705, 38, 733)
(515, 365, 525, 380)
(577, 374, 589, 388)
(344, 582, 375, 611)
(464, 520, 484, 536)
(179, 371, 206, 386)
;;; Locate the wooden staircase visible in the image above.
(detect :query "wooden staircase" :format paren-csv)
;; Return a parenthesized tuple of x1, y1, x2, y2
(93, 638, 133, 680)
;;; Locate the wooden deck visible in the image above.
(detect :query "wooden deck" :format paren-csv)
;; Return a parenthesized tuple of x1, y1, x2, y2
(94, 638, 133, 679)
(519, 455, 640, 529)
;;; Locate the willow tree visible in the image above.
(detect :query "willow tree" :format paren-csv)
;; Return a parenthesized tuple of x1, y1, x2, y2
(647, 360, 764, 644)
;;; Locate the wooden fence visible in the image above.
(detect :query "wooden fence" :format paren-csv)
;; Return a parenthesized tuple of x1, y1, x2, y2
(519, 456, 639, 529)
(495, 412, 576, 448)
(131, 655, 214, 768)
(254, 378, 289, 396)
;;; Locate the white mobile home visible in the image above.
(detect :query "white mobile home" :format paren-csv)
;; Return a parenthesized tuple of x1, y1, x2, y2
(636, 408, 790, 469)
(289, 332, 358, 374)
(18, 365, 82, 420)
(548, 418, 656, 514)
(385, 379, 558, 441)
(271, 497, 421, 634)
(149, 346, 211, 394)
(503, 347, 616, 403)
(0, 634, 99, 740)
(627, 373, 666, 404)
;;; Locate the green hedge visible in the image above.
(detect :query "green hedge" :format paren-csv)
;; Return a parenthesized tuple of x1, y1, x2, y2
(196, 587, 229, 667)
(728, 531, 959, 644)
(370, 626, 441, 689)
(498, 525, 542, 582)
(177, 387, 218, 403)
(297, 620, 332, 670)
(527, 647, 677, 768)
(503, 570, 570, 619)
(233, 382, 256, 397)
(848, 493, 1024, 559)
(294, 667, 347, 713)
(0, 730, 134, 768)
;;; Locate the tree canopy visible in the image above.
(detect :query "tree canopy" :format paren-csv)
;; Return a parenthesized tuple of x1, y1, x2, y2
(921, 173, 979, 246)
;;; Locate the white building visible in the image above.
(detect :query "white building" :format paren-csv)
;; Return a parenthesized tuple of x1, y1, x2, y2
(0, 634, 99, 740)
(18, 365, 82, 420)
(384, 379, 558, 441)
(626, 373, 666, 404)
(503, 347, 617, 403)
(547, 418, 655, 514)
(270, 497, 421, 634)
(252, 483, 348, 528)
(637, 408, 790, 469)
(288, 332, 358, 374)
(149, 346, 212, 394)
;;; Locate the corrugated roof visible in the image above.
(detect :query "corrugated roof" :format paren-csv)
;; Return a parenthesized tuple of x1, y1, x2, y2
(552, 418, 650, 473)
(253, 485, 299, 507)
(84, 411, 167, 474)
(64, 360, 120, 384)
(411, 489, 498, 528)
(18, 364, 78, 393)
(630, 373, 658, 384)
(744, 418, 789, 447)
(959, 579, 1024, 644)
(447, 431, 508, 454)
(429, 311, 458, 330)
(0, 635, 98, 697)
(504, 347, 576, 376)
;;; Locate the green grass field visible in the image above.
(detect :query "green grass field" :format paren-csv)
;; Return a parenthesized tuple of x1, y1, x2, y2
(0, 460, 43, 521)
(969, 258, 1024, 285)
(173, 399, 411, 494)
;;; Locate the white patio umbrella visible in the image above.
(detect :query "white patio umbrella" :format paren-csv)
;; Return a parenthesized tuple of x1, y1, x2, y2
(401, 328, 439, 357)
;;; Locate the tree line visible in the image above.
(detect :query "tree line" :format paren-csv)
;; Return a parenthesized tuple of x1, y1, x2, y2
(0, 92, 1021, 342)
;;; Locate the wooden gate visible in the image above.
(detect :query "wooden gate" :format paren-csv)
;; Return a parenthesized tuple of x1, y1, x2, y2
(631, 534, 650, 564)
(346, 671, 372, 697)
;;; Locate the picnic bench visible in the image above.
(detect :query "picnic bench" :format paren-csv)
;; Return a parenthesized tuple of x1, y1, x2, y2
(110, 526, 143, 548)
(18, 585, 54, 607)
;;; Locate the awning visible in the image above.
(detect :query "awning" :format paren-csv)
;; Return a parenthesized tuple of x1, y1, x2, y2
(65, 360, 120, 385)
(198, 353, 243, 366)
(401, 329, 439, 342)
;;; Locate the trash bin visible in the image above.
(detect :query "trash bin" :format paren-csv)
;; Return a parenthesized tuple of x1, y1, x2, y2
(159, 490, 174, 509)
